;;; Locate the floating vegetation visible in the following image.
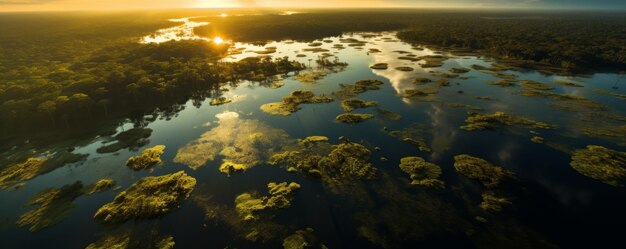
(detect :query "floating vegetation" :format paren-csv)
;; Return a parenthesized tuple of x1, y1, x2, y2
(368, 48, 382, 53)
(395, 66, 414, 72)
(453, 154, 513, 188)
(302, 47, 330, 53)
(174, 112, 293, 171)
(307, 42, 323, 47)
(418, 55, 447, 68)
(398, 56, 419, 61)
(520, 80, 554, 90)
(398, 157, 444, 188)
(125, 145, 166, 171)
(449, 67, 470, 73)
(486, 79, 516, 87)
(519, 89, 607, 112)
(461, 112, 556, 131)
(235, 182, 301, 221)
(261, 90, 333, 116)
(86, 226, 174, 249)
(219, 161, 247, 176)
(403, 87, 439, 97)
(333, 79, 384, 99)
(335, 113, 374, 123)
(369, 63, 388, 70)
(413, 77, 432, 84)
(293, 70, 328, 83)
(252, 47, 277, 54)
(594, 89, 626, 100)
(570, 145, 626, 187)
(341, 98, 377, 112)
(319, 142, 377, 180)
(570, 114, 626, 145)
(17, 180, 113, 232)
(94, 171, 196, 224)
(554, 80, 584, 87)
(209, 97, 233, 106)
(296, 54, 306, 57)
(376, 108, 402, 121)
(492, 72, 518, 80)
(437, 79, 450, 86)
(388, 125, 431, 152)
(97, 128, 153, 153)
(269, 151, 325, 178)
(0, 151, 87, 189)
(480, 191, 512, 212)
(298, 136, 329, 145)
(531, 136, 545, 143)
(283, 228, 326, 249)
(84, 179, 116, 195)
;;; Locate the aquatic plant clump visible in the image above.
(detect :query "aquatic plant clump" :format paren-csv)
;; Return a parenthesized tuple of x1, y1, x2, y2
(334, 79, 385, 99)
(85, 179, 116, 195)
(261, 90, 334, 116)
(453, 155, 514, 188)
(341, 98, 378, 112)
(282, 228, 326, 249)
(461, 112, 556, 131)
(94, 171, 196, 224)
(480, 191, 512, 212)
(370, 63, 388, 70)
(298, 136, 329, 145)
(86, 227, 175, 249)
(125, 145, 166, 171)
(209, 97, 233, 106)
(335, 113, 374, 123)
(235, 182, 301, 221)
(570, 145, 626, 187)
(399, 157, 444, 188)
(319, 143, 377, 180)
(520, 80, 554, 90)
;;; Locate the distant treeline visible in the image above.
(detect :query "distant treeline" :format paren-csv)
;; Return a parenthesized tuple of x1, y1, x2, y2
(196, 11, 626, 72)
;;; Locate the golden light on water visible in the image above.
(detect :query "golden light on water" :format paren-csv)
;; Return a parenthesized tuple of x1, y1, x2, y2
(213, 37, 224, 44)
(219, 13, 228, 17)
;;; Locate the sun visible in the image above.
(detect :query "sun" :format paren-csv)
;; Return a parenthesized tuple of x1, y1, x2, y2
(213, 37, 225, 44)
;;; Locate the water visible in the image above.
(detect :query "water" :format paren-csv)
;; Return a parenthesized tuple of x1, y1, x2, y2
(1, 18, 625, 249)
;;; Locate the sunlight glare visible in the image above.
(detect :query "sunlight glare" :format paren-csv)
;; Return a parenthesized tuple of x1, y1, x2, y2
(220, 13, 228, 17)
(213, 37, 224, 44)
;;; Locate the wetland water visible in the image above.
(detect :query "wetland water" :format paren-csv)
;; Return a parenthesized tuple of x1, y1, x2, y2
(1, 16, 625, 249)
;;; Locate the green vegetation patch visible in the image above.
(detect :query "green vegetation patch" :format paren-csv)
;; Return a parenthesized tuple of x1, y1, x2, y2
(520, 80, 554, 90)
(319, 143, 377, 180)
(235, 182, 301, 221)
(209, 97, 233, 106)
(86, 226, 174, 249)
(399, 157, 444, 188)
(461, 112, 556, 131)
(333, 79, 384, 99)
(126, 145, 166, 171)
(335, 113, 374, 124)
(341, 98, 378, 112)
(570, 145, 626, 187)
(369, 63, 389, 70)
(0, 151, 87, 189)
(395, 66, 414, 72)
(94, 171, 196, 224)
(261, 90, 334, 116)
(283, 228, 326, 249)
(453, 154, 513, 188)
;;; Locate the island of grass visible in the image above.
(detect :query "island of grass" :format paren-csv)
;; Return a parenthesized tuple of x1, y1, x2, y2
(336, 113, 374, 123)
(399, 157, 444, 188)
(341, 98, 378, 112)
(94, 171, 196, 224)
(461, 112, 556, 131)
(126, 145, 166, 171)
(570, 145, 626, 187)
(235, 182, 301, 221)
(261, 90, 333, 116)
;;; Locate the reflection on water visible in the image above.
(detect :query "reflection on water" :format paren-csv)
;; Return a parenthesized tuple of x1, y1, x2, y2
(141, 17, 211, 44)
(1, 17, 625, 249)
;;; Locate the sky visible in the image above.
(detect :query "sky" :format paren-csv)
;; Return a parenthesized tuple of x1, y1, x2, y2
(1, 0, 625, 12)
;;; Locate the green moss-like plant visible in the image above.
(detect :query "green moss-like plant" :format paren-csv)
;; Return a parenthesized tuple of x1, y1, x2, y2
(461, 112, 556, 131)
(219, 161, 247, 176)
(570, 145, 626, 186)
(479, 191, 512, 212)
(453, 154, 513, 188)
(554, 80, 584, 87)
(413, 77, 432, 84)
(319, 143, 377, 180)
(235, 182, 301, 221)
(126, 145, 166, 171)
(376, 108, 402, 121)
(298, 136, 329, 145)
(520, 80, 554, 90)
(486, 80, 516, 87)
(85, 179, 116, 195)
(209, 97, 233, 106)
(449, 67, 470, 73)
(261, 90, 333, 116)
(341, 98, 377, 112)
(86, 226, 174, 249)
(94, 171, 196, 224)
(395, 66, 414, 72)
(335, 113, 374, 123)
(283, 228, 326, 249)
(333, 79, 384, 99)
(370, 63, 388, 70)
(399, 157, 444, 188)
